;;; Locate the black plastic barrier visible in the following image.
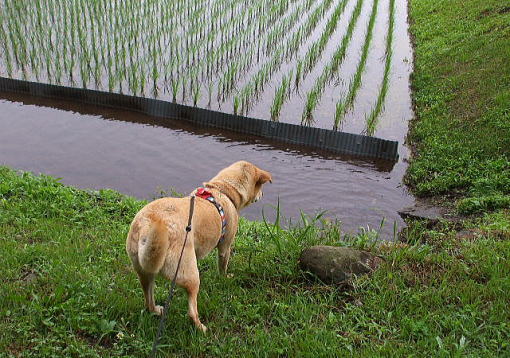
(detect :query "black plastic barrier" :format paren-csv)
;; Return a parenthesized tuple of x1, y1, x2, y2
(0, 77, 399, 160)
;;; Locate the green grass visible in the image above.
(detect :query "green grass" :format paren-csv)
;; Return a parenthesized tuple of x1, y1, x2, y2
(406, 0, 510, 211)
(1, 167, 509, 357)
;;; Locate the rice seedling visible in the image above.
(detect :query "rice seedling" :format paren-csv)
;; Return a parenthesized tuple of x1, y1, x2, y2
(264, 0, 348, 122)
(302, 0, 348, 76)
(334, 0, 379, 130)
(270, 70, 293, 121)
(0, 20, 13, 77)
(301, 0, 365, 124)
(264, 0, 307, 56)
(334, 101, 347, 130)
(295, 60, 303, 88)
(302, 88, 320, 125)
(192, 82, 201, 106)
(236, 0, 333, 113)
(151, 53, 160, 98)
(233, 95, 240, 115)
(365, 0, 395, 136)
(207, 82, 214, 107)
(209, 0, 298, 100)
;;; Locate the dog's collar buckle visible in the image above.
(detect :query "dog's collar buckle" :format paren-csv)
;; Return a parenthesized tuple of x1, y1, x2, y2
(195, 187, 227, 244)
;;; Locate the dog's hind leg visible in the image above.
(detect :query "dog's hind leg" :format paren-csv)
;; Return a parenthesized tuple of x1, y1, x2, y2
(217, 246, 231, 276)
(137, 272, 163, 315)
(174, 256, 207, 333)
(182, 274, 206, 333)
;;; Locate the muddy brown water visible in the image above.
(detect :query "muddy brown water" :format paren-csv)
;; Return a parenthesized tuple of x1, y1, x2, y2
(0, 91, 413, 238)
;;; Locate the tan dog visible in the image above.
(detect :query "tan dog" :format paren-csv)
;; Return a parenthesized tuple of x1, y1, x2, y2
(126, 161, 272, 332)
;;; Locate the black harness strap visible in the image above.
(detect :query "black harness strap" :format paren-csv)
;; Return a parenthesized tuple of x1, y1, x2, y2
(195, 187, 227, 245)
(150, 195, 195, 357)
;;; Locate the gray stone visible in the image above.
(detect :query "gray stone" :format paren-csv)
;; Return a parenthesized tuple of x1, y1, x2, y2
(299, 246, 383, 284)
(398, 202, 448, 222)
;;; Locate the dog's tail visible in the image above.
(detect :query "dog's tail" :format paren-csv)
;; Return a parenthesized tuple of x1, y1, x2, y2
(138, 213, 170, 274)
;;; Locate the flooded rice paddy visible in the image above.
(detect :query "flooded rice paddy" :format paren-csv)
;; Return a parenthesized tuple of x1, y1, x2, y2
(2, 0, 409, 136)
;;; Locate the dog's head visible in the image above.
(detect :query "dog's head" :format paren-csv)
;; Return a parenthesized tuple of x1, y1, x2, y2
(204, 161, 272, 210)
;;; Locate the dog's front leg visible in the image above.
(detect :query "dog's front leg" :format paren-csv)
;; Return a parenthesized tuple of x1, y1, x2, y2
(217, 244, 231, 276)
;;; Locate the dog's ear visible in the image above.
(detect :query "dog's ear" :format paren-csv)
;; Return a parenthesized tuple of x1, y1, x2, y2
(257, 169, 272, 184)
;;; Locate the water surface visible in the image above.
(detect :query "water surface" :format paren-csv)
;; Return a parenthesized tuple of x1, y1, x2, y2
(0, 93, 413, 237)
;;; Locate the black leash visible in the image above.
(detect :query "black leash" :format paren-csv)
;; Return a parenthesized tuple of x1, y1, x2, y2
(150, 195, 195, 358)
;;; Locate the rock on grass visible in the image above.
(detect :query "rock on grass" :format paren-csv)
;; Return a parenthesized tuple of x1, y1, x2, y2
(299, 246, 383, 284)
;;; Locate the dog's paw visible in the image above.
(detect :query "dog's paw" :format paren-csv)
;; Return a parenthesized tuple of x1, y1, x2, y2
(153, 305, 164, 316)
(226, 273, 234, 279)
(198, 323, 207, 333)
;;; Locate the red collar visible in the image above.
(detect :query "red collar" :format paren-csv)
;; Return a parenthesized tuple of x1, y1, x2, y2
(195, 187, 213, 201)
(195, 187, 227, 243)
